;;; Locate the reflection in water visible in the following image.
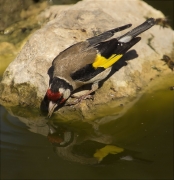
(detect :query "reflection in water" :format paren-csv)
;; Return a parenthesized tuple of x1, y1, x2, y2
(46, 122, 154, 165)
(47, 123, 74, 147)
(1, 105, 151, 166)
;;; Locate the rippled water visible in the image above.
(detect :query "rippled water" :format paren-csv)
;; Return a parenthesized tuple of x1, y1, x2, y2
(1, 74, 173, 179)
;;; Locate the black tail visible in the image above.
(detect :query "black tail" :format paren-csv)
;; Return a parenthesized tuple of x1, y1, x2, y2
(117, 18, 155, 43)
(95, 37, 141, 58)
(87, 24, 132, 46)
(114, 37, 141, 55)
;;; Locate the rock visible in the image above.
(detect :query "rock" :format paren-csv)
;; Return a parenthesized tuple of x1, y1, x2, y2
(0, 1, 49, 77)
(0, 0, 47, 31)
(37, 5, 72, 23)
(0, 0, 174, 122)
(0, 0, 32, 30)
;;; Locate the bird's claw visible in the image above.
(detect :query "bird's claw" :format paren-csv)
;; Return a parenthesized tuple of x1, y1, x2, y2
(66, 94, 94, 106)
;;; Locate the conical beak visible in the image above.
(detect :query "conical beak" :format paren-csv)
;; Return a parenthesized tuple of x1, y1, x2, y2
(47, 101, 58, 118)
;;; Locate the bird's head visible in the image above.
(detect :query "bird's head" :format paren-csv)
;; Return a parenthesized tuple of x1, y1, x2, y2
(46, 77, 73, 118)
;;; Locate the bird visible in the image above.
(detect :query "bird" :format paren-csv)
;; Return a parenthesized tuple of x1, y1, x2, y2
(46, 18, 155, 118)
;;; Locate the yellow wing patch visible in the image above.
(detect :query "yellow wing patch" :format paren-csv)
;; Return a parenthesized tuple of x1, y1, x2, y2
(93, 54, 123, 69)
(93, 145, 124, 162)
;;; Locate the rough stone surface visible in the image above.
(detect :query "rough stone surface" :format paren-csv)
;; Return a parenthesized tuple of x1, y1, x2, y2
(0, 0, 174, 121)
(0, 1, 49, 76)
(0, 0, 47, 31)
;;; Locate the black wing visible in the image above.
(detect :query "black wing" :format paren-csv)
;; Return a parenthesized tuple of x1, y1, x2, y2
(71, 37, 141, 82)
(87, 24, 132, 46)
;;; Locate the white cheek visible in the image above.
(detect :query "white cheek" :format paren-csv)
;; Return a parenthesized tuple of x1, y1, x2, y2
(59, 88, 65, 94)
(63, 89, 71, 99)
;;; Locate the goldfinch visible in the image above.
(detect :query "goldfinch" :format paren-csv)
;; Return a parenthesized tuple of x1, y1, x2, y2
(46, 18, 155, 117)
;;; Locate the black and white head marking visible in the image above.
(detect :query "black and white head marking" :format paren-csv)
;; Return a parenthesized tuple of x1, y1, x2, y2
(50, 77, 73, 94)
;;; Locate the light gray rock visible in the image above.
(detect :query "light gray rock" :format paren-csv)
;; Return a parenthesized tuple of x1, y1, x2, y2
(0, 0, 173, 121)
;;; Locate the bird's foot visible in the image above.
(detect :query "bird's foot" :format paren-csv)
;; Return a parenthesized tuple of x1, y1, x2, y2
(66, 94, 94, 106)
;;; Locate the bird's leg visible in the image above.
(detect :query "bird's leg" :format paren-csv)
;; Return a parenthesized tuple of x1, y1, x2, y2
(66, 83, 99, 105)
(71, 93, 93, 100)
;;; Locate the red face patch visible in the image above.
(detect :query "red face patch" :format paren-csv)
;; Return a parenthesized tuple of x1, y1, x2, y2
(47, 133, 63, 144)
(46, 89, 61, 102)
